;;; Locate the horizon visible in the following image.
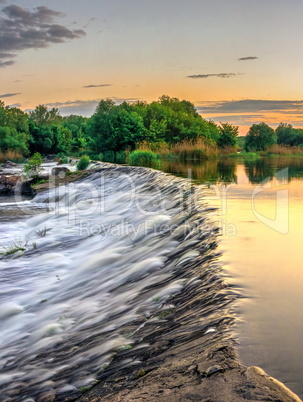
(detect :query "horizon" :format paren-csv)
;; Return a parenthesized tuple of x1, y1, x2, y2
(1, 0, 303, 135)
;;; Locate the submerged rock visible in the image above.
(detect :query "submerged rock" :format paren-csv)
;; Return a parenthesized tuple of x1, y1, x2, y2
(51, 166, 70, 176)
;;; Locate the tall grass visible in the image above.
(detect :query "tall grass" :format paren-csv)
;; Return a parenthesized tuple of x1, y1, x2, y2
(262, 145, 303, 156)
(0, 150, 24, 163)
(128, 150, 161, 168)
(137, 141, 169, 156)
(137, 138, 218, 160)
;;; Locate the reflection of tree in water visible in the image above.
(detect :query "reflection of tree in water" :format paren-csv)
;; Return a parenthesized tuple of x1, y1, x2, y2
(161, 158, 237, 184)
(245, 157, 303, 184)
(217, 158, 237, 184)
(244, 159, 276, 184)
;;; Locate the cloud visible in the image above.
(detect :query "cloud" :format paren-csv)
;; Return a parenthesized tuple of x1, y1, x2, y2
(0, 4, 86, 67)
(0, 92, 21, 98)
(196, 99, 303, 113)
(31, 97, 144, 116)
(188, 73, 240, 79)
(238, 56, 258, 61)
(83, 84, 112, 88)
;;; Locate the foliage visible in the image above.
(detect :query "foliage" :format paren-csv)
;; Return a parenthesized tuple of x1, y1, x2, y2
(128, 150, 161, 168)
(2, 97, 303, 164)
(77, 155, 90, 170)
(24, 152, 43, 178)
(217, 122, 239, 148)
(276, 123, 303, 147)
(244, 123, 277, 151)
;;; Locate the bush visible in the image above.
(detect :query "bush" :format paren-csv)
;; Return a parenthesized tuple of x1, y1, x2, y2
(77, 155, 90, 170)
(24, 152, 43, 178)
(128, 150, 161, 168)
(57, 154, 69, 164)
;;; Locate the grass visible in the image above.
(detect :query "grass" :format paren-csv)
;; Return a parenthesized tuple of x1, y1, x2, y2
(261, 144, 303, 156)
(128, 150, 161, 168)
(228, 151, 261, 160)
(171, 138, 218, 160)
(157, 309, 175, 319)
(136, 369, 146, 378)
(136, 138, 218, 162)
(0, 150, 25, 163)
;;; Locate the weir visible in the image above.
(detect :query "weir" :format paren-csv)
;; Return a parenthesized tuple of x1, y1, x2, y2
(0, 165, 300, 401)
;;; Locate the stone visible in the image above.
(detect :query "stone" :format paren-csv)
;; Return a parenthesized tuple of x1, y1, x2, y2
(2, 160, 17, 168)
(204, 365, 224, 377)
(51, 167, 70, 176)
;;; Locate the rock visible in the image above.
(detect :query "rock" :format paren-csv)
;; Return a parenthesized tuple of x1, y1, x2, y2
(2, 160, 17, 168)
(37, 390, 56, 402)
(204, 364, 224, 377)
(0, 175, 21, 195)
(0, 174, 35, 196)
(51, 167, 70, 176)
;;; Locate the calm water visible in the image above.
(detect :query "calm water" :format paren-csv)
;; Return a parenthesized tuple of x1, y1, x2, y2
(163, 156, 303, 397)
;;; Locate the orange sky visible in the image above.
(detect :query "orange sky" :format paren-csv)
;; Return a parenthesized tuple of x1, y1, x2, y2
(1, 0, 303, 135)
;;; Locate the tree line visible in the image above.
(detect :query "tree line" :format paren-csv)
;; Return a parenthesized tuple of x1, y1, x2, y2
(0, 95, 301, 160)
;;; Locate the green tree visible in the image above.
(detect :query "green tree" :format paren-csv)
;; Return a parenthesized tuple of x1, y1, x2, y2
(276, 123, 303, 146)
(0, 102, 30, 154)
(24, 152, 43, 178)
(245, 123, 277, 151)
(217, 122, 239, 148)
(29, 105, 62, 126)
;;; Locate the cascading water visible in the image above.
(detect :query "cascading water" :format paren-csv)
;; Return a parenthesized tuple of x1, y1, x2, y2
(0, 165, 234, 401)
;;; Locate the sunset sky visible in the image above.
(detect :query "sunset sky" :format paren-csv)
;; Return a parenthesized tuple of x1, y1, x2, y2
(1, 0, 303, 134)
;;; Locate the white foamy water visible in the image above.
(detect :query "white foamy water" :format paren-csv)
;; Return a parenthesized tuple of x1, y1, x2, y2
(0, 166, 217, 401)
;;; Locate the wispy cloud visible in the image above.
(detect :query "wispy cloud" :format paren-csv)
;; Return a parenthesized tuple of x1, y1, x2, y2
(196, 99, 303, 113)
(33, 97, 144, 116)
(238, 56, 258, 61)
(83, 84, 112, 88)
(0, 92, 21, 98)
(0, 4, 86, 67)
(188, 73, 241, 79)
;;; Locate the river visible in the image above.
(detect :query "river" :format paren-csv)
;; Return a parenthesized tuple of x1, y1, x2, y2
(162, 156, 303, 398)
(0, 158, 302, 400)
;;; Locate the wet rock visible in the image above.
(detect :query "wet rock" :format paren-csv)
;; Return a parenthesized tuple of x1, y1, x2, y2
(37, 390, 56, 402)
(204, 365, 224, 377)
(0, 175, 21, 195)
(51, 166, 70, 176)
(0, 174, 35, 196)
(2, 160, 17, 168)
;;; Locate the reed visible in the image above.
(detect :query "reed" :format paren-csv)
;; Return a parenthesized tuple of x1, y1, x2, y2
(170, 138, 218, 160)
(136, 138, 218, 160)
(263, 144, 303, 156)
(0, 150, 24, 163)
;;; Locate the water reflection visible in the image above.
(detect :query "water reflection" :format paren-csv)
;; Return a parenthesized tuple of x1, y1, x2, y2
(162, 155, 303, 398)
(162, 156, 303, 185)
(162, 158, 237, 184)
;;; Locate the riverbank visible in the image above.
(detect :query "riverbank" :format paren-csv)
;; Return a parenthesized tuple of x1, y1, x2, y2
(0, 164, 301, 402)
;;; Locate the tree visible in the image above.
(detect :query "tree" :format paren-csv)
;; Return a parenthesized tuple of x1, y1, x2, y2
(217, 122, 239, 148)
(24, 152, 43, 178)
(276, 123, 303, 146)
(29, 105, 62, 126)
(0, 103, 30, 154)
(245, 123, 277, 151)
